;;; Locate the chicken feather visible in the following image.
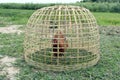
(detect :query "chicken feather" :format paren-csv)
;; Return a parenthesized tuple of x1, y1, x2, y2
(52, 31, 68, 57)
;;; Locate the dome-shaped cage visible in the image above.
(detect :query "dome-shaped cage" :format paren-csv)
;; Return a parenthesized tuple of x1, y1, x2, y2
(24, 5, 100, 71)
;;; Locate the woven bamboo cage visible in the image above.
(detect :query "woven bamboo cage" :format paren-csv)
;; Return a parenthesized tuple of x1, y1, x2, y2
(24, 5, 100, 72)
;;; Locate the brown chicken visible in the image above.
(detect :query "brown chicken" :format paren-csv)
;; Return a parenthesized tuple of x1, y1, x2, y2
(52, 31, 68, 57)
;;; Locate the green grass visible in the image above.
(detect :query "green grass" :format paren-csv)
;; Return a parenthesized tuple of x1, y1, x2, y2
(0, 33, 24, 57)
(0, 9, 34, 26)
(0, 27, 120, 79)
(29, 49, 96, 66)
(0, 8, 120, 79)
(93, 12, 120, 26)
(0, 9, 120, 27)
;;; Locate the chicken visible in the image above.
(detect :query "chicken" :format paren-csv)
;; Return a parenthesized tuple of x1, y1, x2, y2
(52, 31, 68, 57)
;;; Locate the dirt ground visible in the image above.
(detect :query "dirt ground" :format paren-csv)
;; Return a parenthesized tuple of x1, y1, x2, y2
(0, 56, 19, 80)
(0, 25, 23, 34)
(0, 25, 23, 80)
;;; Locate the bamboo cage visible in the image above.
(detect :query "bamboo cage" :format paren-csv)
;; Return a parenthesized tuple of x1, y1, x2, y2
(24, 5, 100, 72)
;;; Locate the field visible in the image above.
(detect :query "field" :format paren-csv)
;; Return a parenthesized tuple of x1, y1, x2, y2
(0, 9, 34, 27)
(93, 12, 120, 26)
(0, 9, 120, 27)
(0, 8, 120, 80)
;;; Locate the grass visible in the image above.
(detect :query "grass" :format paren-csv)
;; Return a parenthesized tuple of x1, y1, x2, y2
(0, 33, 24, 57)
(0, 27, 120, 79)
(28, 49, 96, 65)
(0, 9, 120, 27)
(93, 12, 120, 26)
(0, 8, 120, 79)
(0, 9, 34, 26)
